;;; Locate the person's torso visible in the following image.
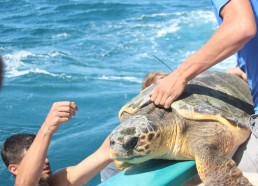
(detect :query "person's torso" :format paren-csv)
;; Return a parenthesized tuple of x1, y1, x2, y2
(211, 0, 258, 113)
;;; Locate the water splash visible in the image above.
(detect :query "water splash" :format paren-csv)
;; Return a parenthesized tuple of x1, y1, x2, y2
(3, 50, 65, 78)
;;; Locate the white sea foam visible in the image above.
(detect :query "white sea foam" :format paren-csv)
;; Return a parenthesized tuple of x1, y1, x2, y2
(5, 68, 58, 78)
(138, 52, 149, 58)
(3, 50, 59, 78)
(178, 50, 195, 60)
(130, 12, 172, 21)
(156, 10, 216, 38)
(4, 50, 32, 70)
(164, 48, 236, 72)
(34, 51, 65, 58)
(172, 10, 216, 24)
(212, 55, 236, 71)
(178, 50, 237, 71)
(48, 51, 64, 57)
(157, 22, 180, 37)
(98, 75, 142, 83)
(52, 33, 69, 39)
(187, 10, 216, 24)
(33, 68, 58, 76)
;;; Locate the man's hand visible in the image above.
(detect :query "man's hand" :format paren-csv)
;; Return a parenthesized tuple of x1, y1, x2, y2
(226, 67, 248, 82)
(43, 101, 78, 134)
(150, 72, 187, 109)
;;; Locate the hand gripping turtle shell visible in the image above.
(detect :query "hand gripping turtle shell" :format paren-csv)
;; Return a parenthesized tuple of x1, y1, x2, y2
(109, 71, 254, 186)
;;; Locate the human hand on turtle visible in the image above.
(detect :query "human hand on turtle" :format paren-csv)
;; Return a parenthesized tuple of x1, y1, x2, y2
(226, 67, 247, 82)
(43, 101, 78, 134)
(150, 71, 187, 109)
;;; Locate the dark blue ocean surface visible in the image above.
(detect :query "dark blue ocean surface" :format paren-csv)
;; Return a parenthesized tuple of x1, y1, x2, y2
(0, 0, 235, 185)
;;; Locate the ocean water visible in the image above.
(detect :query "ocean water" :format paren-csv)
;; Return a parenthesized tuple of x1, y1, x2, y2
(0, 0, 236, 185)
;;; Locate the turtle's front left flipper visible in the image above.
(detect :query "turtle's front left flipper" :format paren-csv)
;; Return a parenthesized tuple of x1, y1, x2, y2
(194, 144, 252, 186)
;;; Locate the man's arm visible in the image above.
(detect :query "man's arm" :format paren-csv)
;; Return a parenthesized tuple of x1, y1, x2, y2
(150, 0, 256, 108)
(48, 136, 112, 186)
(15, 101, 78, 186)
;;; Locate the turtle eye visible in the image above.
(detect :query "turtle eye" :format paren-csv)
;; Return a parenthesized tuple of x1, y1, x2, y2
(123, 136, 139, 151)
(110, 139, 115, 147)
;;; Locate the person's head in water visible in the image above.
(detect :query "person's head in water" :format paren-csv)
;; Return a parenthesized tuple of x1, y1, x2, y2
(1, 133, 52, 182)
(0, 55, 3, 88)
(142, 71, 169, 90)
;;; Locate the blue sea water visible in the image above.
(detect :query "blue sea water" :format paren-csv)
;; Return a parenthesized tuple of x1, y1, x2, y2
(0, 0, 236, 185)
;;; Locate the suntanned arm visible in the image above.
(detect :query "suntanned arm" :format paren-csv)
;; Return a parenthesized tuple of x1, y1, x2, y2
(150, 0, 257, 108)
(47, 136, 112, 186)
(15, 101, 78, 186)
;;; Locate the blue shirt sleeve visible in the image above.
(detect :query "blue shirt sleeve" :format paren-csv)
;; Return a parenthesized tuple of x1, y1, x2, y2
(210, 0, 230, 23)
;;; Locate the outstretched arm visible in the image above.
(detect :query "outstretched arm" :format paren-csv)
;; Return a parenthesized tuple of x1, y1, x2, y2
(15, 101, 78, 186)
(48, 136, 112, 186)
(150, 0, 256, 108)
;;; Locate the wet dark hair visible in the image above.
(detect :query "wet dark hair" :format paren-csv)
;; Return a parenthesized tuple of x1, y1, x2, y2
(1, 133, 36, 167)
(0, 55, 3, 88)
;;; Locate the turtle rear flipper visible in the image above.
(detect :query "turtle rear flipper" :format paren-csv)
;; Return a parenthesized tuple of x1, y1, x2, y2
(194, 144, 252, 186)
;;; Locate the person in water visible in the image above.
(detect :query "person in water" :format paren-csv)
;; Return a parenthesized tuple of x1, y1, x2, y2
(1, 101, 112, 186)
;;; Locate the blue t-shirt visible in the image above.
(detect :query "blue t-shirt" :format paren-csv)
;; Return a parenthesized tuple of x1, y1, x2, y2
(210, 0, 258, 113)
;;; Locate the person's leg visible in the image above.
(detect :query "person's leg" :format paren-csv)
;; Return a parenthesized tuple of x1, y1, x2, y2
(233, 114, 258, 173)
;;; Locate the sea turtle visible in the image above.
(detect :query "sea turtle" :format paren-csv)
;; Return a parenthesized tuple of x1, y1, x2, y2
(109, 71, 254, 186)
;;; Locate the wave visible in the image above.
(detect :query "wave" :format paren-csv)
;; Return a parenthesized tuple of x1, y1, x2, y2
(128, 12, 173, 21)
(212, 55, 236, 71)
(157, 22, 180, 38)
(178, 52, 236, 72)
(156, 10, 216, 38)
(192, 10, 216, 23)
(52, 33, 69, 39)
(175, 10, 216, 23)
(4, 50, 31, 76)
(3, 50, 66, 78)
(97, 75, 142, 83)
(6, 68, 58, 78)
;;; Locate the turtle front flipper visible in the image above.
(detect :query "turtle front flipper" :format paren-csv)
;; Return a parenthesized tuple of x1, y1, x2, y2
(194, 144, 252, 186)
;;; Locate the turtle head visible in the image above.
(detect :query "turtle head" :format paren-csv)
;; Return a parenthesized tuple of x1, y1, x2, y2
(109, 115, 163, 164)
